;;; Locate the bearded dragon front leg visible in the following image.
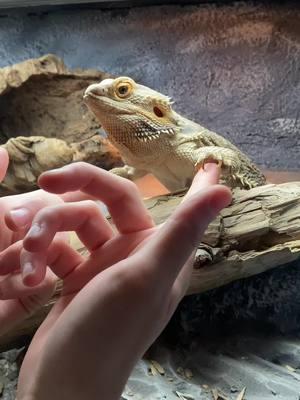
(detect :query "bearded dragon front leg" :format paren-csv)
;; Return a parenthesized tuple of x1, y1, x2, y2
(194, 146, 240, 172)
(110, 165, 148, 181)
(193, 146, 242, 185)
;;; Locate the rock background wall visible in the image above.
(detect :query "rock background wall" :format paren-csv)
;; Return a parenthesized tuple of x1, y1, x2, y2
(0, 2, 299, 170)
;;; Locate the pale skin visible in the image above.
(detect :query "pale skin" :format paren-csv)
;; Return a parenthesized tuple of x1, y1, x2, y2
(0, 148, 96, 336)
(0, 147, 231, 400)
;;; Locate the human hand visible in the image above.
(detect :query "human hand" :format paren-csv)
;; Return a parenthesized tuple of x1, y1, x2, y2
(0, 147, 57, 335)
(0, 147, 93, 336)
(15, 161, 231, 400)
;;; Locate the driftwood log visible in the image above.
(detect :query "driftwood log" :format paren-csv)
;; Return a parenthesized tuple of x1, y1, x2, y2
(0, 55, 123, 195)
(0, 54, 110, 143)
(0, 135, 122, 195)
(1, 181, 300, 349)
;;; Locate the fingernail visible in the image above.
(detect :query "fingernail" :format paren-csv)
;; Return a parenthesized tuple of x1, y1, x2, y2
(9, 208, 30, 228)
(27, 223, 42, 238)
(22, 262, 35, 279)
(203, 163, 218, 172)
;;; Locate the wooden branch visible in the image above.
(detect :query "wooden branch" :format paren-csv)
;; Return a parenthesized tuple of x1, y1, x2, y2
(1, 182, 300, 349)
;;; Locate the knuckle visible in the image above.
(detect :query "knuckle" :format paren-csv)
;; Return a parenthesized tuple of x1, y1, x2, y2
(72, 161, 86, 169)
(68, 161, 90, 177)
(120, 179, 139, 198)
(50, 239, 65, 252)
(35, 205, 58, 225)
(110, 180, 139, 206)
(81, 200, 101, 217)
(83, 199, 98, 209)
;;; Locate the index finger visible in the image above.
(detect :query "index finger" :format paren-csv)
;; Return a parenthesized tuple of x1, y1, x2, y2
(38, 162, 154, 233)
(183, 163, 221, 201)
(136, 184, 232, 288)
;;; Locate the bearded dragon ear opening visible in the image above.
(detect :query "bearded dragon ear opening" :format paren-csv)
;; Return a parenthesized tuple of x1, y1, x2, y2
(153, 106, 164, 118)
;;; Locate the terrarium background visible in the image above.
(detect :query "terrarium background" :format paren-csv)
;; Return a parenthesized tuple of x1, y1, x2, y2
(0, 3, 300, 400)
(0, 2, 299, 171)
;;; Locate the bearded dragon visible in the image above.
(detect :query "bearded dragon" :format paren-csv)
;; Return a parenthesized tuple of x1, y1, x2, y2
(83, 77, 266, 192)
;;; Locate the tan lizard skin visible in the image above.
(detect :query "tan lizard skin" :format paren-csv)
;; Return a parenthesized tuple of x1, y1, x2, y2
(84, 77, 266, 191)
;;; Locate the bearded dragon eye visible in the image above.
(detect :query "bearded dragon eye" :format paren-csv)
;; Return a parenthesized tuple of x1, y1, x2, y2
(116, 83, 131, 98)
(153, 106, 164, 118)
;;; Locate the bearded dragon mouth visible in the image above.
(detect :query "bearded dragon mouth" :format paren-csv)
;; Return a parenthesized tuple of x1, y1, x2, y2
(83, 92, 98, 101)
(134, 128, 176, 142)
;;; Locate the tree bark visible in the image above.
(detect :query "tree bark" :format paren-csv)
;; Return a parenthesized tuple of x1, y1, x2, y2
(0, 54, 111, 144)
(1, 182, 300, 349)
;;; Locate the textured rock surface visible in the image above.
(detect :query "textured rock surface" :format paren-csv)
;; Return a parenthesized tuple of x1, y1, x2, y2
(0, 2, 299, 170)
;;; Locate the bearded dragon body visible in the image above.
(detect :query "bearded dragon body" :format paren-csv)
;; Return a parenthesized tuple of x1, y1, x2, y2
(84, 77, 266, 192)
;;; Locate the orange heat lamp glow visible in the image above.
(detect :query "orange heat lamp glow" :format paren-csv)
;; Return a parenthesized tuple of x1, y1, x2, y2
(135, 170, 300, 199)
(135, 174, 169, 198)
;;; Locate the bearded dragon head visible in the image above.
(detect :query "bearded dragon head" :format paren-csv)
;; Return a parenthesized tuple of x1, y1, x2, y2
(84, 77, 179, 143)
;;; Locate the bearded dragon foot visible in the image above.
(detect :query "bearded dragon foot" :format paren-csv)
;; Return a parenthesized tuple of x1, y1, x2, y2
(110, 165, 148, 181)
(194, 146, 241, 177)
